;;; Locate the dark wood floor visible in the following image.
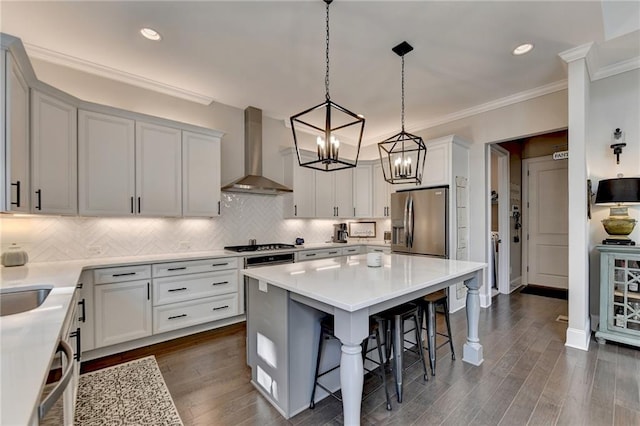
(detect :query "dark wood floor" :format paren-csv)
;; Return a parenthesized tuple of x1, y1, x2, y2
(82, 291, 640, 425)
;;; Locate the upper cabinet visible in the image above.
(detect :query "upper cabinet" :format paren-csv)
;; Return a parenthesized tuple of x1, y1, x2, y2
(135, 122, 182, 217)
(2, 50, 30, 213)
(353, 164, 372, 218)
(315, 168, 353, 218)
(78, 110, 135, 216)
(372, 162, 391, 218)
(282, 149, 315, 218)
(182, 131, 221, 217)
(31, 90, 77, 215)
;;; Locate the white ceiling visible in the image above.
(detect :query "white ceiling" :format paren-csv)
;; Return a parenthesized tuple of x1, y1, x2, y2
(1, 1, 639, 145)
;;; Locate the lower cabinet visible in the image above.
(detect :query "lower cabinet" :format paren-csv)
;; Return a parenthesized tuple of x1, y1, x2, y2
(153, 294, 238, 334)
(94, 278, 153, 348)
(77, 270, 95, 352)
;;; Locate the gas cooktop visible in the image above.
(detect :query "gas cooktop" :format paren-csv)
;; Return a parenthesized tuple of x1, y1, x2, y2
(224, 243, 296, 253)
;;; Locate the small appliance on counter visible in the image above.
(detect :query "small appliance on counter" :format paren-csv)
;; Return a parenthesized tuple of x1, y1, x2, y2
(332, 223, 348, 243)
(1, 244, 29, 267)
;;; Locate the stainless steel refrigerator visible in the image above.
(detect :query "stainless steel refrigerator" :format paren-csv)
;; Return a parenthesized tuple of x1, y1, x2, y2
(391, 186, 448, 258)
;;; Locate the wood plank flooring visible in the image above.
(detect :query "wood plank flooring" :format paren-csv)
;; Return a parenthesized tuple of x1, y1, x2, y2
(81, 291, 640, 425)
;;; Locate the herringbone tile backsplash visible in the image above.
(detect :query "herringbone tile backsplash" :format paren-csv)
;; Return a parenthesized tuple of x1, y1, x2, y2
(0, 194, 387, 262)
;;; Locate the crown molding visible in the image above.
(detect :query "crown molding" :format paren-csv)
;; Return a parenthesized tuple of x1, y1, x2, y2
(591, 56, 640, 81)
(558, 42, 595, 63)
(24, 43, 215, 106)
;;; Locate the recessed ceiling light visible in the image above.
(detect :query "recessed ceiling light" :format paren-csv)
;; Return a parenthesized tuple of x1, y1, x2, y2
(512, 43, 534, 56)
(140, 27, 161, 41)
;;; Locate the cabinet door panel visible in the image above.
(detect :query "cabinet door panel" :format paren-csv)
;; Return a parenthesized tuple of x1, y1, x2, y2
(315, 171, 334, 218)
(354, 165, 372, 218)
(136, 122, 182, 217)
(335, 168, 354, 218)
(182, 131, 221, 217)
(4, 53, 30, 212)
(79, 110, 135, 216)
(31, 91, 77, 214)
(421, 142, 449, 187)
(372, 163, 390, 217)
(94, 279, 152, 348)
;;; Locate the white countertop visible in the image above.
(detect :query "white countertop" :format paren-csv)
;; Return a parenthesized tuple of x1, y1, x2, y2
(242, 253, 486, 312)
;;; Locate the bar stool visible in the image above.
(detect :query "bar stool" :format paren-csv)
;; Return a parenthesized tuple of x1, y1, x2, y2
(417, 289, 455, 376)
(376, 302, 428, 403)
(310, 315, 392, 411)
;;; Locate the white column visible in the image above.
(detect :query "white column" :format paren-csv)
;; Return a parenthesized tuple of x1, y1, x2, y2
(462, 273, 484, 366)
(559, 43, 593, 351)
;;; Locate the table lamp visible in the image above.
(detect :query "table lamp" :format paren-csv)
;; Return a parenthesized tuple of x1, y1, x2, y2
(595, 177, 640, 245)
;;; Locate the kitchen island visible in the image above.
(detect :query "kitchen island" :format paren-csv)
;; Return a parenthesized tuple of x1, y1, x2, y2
(242, 253, 486, 426)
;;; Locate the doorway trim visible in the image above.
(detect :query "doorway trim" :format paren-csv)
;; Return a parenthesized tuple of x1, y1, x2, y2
(489, 144, 511, 294)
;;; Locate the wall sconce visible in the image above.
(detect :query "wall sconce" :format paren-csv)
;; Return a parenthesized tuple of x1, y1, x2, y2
(595, 176, 640, 245)
(610, 128, 626, 164)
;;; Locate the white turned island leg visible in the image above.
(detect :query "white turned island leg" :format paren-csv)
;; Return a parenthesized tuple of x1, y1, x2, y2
(462, 273, 484, 366)
(333, 309, 369, 426)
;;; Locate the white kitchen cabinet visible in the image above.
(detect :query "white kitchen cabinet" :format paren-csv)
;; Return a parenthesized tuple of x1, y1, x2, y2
(76, 270, 95, 353)
(31, 90, 77, 214)
(182, 131, 221, 217)
(353, 164, 372, 218)
(342, 245, 364, 255)
(2, 51, 30, 213)
(78, 110, 135, 216)
(315, 168, 353, 218)
(93, 265, 153, 348)
(136, 122, 182, 217)
(296, 247, 343, 261)
(94, 278, 152, 348)
(372, 162, 392, 218)
(282, 149, 316, 218)
(367, 245, 391, 255)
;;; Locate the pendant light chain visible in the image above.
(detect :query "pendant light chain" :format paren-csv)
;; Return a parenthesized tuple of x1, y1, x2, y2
(325, 0, 330, 100)
(401, 54, 405, 132)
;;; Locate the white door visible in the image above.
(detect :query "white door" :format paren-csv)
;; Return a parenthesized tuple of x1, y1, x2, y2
(136, 122, 182, 217)
(182, 131, 221, 217)
(525, 156, 568, 289)
(31, 91, 77, 214)
(78, 110, 135, 216)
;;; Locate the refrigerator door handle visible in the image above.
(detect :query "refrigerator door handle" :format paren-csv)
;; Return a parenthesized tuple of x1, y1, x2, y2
(408, 196, 414, 248)
(403, 196, 410, 247)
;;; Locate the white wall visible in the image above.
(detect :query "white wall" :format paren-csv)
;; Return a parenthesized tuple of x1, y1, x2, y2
(587, 68, 640, 321)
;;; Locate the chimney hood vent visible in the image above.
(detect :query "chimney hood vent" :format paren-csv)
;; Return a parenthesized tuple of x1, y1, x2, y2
(222, 107, 293, 195)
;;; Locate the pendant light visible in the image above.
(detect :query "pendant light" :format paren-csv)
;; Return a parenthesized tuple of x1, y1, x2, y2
(290, 0, 365, 172)
(378, 41, 426, 184)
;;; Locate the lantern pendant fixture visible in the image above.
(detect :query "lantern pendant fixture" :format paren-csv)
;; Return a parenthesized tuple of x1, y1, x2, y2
(378, 41, 427, 184)
(290, 0, 365, 172)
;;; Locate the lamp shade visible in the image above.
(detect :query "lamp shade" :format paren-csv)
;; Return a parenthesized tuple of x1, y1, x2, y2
(595, 177, 640, 205)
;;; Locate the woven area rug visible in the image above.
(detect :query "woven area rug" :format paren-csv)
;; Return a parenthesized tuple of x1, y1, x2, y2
(73, 355, 182, 426)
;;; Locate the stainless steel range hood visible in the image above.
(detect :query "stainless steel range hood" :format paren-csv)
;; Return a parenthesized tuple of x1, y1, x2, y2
(221, 107, 293, 195)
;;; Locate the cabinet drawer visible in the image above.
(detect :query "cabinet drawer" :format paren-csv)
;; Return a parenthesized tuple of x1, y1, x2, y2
(153, 293, 239, 334)
(296, 248, 343, 261)
(342, 246, 363, 255)
(93, 264, 151, 284)
(152, 257, 238, 277)
(153, 270, 238, 306)
(367, 246, 390, 254)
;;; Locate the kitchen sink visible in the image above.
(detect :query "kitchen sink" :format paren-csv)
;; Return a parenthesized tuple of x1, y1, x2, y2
(0, 286, 53, 316)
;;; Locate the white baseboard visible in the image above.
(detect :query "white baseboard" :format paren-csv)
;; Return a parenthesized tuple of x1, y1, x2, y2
(509, 276, 522, 292)
(565, 318, 591, 351)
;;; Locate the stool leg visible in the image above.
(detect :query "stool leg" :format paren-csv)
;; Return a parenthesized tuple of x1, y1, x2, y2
(443, 298, 456, 360)
(309, 328, 325, 409)
(427, 301, 436, 376)
(412, 313, 429, 381)
(362, 337, 369, 363)
(392, 314, 404, 403)
(375, 328, 392, 411)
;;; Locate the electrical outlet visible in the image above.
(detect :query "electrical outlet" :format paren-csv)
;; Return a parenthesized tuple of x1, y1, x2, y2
(87, 245, 102, 256)
(178, 241, 191, 250)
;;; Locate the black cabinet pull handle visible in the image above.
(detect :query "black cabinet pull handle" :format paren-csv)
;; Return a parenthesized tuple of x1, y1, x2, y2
(354, 207, 356, 217)
(130, 196, 134, 214)
(11, 181, 20, 207)
(147, 282, 150, 300)
(113, 272, 136, 277)
(78, 299, 86, 322)
(218, 201, 221, 215)
(329, 251, 338, 255)
(167, 267, 187, 271)
(306, 253, 316, 257)
(294, 205, 297, 216)
(212, 281, 229, 286)
(168, 314, 187, 320)
(168, 287, 187, 292)
(35, 189, 42, 210)
(74, 328, 81, 361)
(76, 282, 83, 289)
(137, 197, 141, 214)
(211, 262, 228, 267)
(213, 305, 229, 311)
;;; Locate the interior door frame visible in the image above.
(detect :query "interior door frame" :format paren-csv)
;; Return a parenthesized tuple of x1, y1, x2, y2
(489, 144, 511, 294)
